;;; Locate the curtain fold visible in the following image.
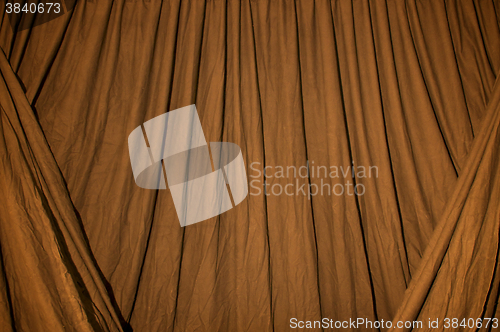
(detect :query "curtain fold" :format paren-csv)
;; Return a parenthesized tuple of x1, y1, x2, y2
(390, 73, 500, 331)
(0, 49, 123, 331)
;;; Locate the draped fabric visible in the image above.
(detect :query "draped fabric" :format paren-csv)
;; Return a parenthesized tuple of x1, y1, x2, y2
(0, 1, 499, 331)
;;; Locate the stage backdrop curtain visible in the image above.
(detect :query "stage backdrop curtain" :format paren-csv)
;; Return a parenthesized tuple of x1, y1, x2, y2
(0, 1, 499, 331)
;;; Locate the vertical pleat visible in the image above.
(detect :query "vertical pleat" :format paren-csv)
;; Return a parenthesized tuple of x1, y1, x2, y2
(1, 1, 500, 331)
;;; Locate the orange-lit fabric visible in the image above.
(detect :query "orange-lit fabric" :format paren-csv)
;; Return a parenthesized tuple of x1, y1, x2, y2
(0, 1, 499, 331)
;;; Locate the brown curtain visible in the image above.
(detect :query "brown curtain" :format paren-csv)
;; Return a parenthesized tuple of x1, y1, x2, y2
(0, 0, 499, 331)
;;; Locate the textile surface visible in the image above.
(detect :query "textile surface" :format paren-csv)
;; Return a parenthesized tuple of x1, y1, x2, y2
(0, 1, 499, 331)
